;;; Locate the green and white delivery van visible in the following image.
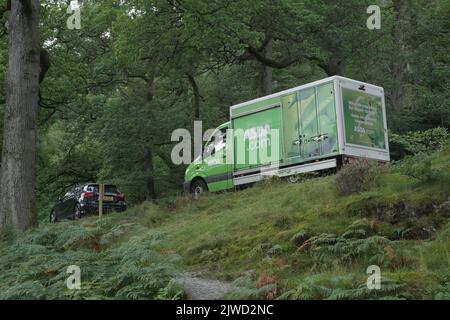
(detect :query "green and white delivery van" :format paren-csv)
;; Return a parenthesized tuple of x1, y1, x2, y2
(184, 76, 389, 195)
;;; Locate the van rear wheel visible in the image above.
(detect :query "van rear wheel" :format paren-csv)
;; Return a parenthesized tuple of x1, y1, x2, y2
(286, 174, 300, 183)
(190, 179, 208, 197)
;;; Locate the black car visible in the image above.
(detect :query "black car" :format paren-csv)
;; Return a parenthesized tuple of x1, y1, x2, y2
(50, 183, 127, 223)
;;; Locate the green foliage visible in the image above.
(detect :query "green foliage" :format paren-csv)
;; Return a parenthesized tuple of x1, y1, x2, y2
(342, 218, 378, 239)
(394, 153, 439, 182)
(1, 144, 449, 300)
(154, 144, 449, 300)
(1, 0, 445, 215)
(156, 279, 186, 300)
(280, 220, 450, 300)
(390, 127, 448, 159)
(0, 216, 184, 300)
(278, 274, 412, 300)
(298, 233, 390, 269)
(290, 230, 310, 246)
(1, 0, 450, 300)
(225, 273, 277, 300)
(418, 222, 450, 273)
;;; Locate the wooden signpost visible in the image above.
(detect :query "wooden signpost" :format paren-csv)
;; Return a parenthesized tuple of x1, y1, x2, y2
(98, 183, 104, 218)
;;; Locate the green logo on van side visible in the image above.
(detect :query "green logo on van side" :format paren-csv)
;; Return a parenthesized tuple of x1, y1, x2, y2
(342, 88, 386, 150)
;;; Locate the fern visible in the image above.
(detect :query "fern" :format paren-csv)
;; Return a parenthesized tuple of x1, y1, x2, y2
(280, 274, 414, 300)
(0, 216, 184, 300)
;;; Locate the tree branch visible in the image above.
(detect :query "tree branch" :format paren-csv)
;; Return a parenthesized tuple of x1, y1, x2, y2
(245, 45, 300, 69)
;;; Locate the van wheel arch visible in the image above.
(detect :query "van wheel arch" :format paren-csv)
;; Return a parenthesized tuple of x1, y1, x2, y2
(190, 177, 209, 195)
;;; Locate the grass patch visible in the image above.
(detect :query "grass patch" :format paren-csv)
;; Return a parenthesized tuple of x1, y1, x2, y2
(1, 142, 449, 299)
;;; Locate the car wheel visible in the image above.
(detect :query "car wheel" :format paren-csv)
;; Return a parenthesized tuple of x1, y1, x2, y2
(50, 210, 57, 224)
(74, 203, 82, 220)
(190, 179, 208, 198)
(286, 174, 300, 183)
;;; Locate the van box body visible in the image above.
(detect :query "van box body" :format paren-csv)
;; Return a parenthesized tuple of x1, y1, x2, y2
(184, 76, 389, 192)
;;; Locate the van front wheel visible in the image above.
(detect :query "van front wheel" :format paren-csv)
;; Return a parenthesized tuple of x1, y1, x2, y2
(190, 179, 208, 197)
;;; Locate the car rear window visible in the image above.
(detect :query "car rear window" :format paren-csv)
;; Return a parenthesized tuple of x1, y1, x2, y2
(87, 184, 118, 193)
(105, 185, 118, 193)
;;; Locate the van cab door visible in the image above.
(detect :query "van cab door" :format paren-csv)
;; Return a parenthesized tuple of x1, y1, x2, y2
(201, 126, 233, 192)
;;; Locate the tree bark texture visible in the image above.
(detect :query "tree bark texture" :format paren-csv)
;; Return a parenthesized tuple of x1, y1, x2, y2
(0, 0, 40, 230)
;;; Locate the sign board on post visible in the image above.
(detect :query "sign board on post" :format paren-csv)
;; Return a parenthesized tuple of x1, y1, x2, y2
(98, 183, 104, 218)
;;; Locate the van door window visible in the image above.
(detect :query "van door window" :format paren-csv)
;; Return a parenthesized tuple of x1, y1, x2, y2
(203, 136, 215, 158)
(214, 129, 227, 154)
(204, 128, 227, 158)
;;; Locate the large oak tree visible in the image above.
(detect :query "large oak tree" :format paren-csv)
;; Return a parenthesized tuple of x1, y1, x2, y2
(0, 0, 40, 230)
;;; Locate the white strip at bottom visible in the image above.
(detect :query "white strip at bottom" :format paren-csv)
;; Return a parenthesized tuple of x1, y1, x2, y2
(233, 158, 337, 186)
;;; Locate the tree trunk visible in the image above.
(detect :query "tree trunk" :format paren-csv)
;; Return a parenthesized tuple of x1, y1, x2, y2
(326, 56, 345, 76)
(257, 37, 273, 97)
(143, 149, 155, 201)
(388, 0, 408, 110)
(143, 73, 156, 201)
(187, 74, 200, 120)
(0, 0, 40, 231)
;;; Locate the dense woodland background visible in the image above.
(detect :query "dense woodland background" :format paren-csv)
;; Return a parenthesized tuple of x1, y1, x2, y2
(0, 0, 449, 220)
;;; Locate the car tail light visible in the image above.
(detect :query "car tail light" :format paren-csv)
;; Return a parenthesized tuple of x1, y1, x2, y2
(117, 192, 125, 201)
(82, 191, 94, 200)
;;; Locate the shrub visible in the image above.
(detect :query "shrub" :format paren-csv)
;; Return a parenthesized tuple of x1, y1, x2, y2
(336, 159, 379, 195)
(389, 127, 448, 160)
(394, 153, 438, 182)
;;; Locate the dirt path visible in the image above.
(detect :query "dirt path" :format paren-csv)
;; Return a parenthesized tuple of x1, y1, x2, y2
(176, 272, 234, 300)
